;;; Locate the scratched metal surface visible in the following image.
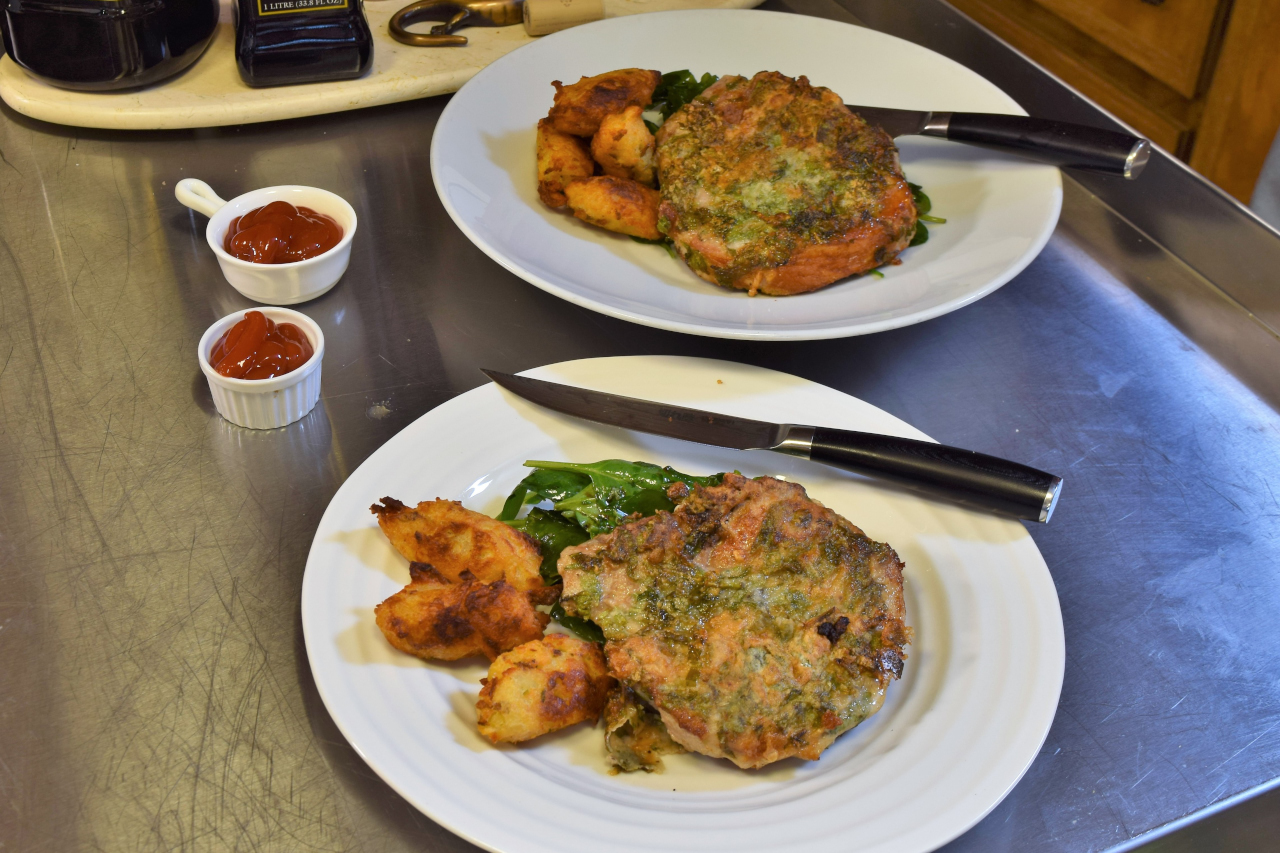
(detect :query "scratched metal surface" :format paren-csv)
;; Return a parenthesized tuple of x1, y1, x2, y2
(1, 2, 1279, 852)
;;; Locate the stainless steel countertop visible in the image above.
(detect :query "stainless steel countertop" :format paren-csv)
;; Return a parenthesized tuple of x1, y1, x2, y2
(2, 1, 1279, 851)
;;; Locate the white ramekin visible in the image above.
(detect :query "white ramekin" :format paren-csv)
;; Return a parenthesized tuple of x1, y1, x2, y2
(198, 307, 325, 430)
(176, 178, 356, 305)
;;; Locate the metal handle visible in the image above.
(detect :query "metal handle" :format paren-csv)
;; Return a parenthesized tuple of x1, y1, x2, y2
(927, 113, 1151, 179)
(778, 426, 1062, 522)
(389, 0, 522, 46)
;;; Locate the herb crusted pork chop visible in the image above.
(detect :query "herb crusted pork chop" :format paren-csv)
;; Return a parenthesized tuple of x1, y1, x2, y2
(559, 473, 910, 769)
(655, 72, 918, 296)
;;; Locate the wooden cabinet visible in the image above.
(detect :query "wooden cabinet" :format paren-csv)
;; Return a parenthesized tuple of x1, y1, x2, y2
(1030, 0, 1228, 98)
(948, 0, 1280, 204)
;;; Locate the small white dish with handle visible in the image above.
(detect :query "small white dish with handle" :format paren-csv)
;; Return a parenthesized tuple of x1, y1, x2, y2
(176, 178, 357, 305)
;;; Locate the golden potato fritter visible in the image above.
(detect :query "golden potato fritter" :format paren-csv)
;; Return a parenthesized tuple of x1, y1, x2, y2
(371, 497, 546, 594)
(560, 473, 911, 769)
(655, 72, 918, 296)
(374, 567, 551, 662)
(476, 634, 615, 744)
(564, 176, 662, 240)
(548, 68, 661, 137)
(591, 105, 657, 187)
(537, 118, 595, 208)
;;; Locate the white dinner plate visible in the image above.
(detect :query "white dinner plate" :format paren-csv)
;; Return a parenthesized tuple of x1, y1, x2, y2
(429, 11, 1062, 340)
(302, 355, 1065, 853)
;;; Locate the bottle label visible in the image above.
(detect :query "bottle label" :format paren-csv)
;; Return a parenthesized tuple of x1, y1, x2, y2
(257, 0, 348, 15)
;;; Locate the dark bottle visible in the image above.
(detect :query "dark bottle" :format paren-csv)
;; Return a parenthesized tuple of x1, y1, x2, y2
(1, 0, 218, 90)
(234, 0, 372, 87)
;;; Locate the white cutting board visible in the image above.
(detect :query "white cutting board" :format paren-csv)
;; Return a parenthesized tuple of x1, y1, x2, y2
(0, 0, 762, 130)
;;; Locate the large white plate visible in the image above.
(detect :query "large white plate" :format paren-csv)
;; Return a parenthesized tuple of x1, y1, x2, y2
(430, 11, 1063, 340)
(302, 356, 1065, 853)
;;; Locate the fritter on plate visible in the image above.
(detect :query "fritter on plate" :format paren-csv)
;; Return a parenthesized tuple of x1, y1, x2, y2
(560, 472, 910, 769)
(548, 68, 662, 137)
(537, 118, 596, 208)
(655, 71, 918, 296)
(375, 566, 551, 662)
(564, 176, 662, 240)
(371, 497, 547, 595)
(591, 105, 657, 187)
(476, 633, 615, 744)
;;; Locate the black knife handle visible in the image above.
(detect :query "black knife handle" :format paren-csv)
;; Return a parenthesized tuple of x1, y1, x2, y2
(937, 113, 1150, 179)
(808, 427, 1062, 522)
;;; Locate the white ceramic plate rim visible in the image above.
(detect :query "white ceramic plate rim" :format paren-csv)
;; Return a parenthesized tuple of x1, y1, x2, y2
(301, 356, 1065, 853)
(430, 11, 1063, 340)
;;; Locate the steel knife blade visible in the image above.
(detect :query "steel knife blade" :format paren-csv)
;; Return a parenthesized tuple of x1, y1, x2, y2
(846, 103, 1151, 179)
(847, 105, 939, 139)
(483, 369, 1063, 522)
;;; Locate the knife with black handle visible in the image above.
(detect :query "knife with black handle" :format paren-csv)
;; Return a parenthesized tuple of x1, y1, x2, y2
(849, 104, 1152, 179)
(483, 370, 1063, 523)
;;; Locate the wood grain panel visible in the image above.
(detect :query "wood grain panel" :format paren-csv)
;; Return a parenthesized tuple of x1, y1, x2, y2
(948, 0, 1193, 152)
(1028, 0, 1227, 98)
(1189, 0, 1280, 202)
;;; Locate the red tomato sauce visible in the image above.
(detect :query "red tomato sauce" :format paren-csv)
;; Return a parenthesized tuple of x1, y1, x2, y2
(209, 311, 315, 380)
(223, 201, 343, 264)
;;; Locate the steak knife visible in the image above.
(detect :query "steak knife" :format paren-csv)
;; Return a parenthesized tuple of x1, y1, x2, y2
(848, 104, 1151, 179)
(483, 370, 1063, 523)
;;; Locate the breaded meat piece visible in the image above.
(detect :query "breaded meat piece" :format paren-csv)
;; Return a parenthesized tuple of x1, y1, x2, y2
(560, 473, 911, 769)
(476, 634, 615, 744)
(375, 567, 551, 662)
(371, 497, 547, 595)
(537, 118, 596, 208)
(564, 176, 662, 240)
(591, 105, 657, 187)
(548, 69, 662, 137)
(603, 685, 686, 774)
(655, 72, 918, 296)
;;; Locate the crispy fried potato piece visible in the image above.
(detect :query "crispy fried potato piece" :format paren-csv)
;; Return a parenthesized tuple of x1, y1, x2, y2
(591, 106, 657, 187)
(476, 634, 614, 744)
(371, 498, 545, 594)
(375, 569, 551, 662)
(604, 685, 686, 774)
(537, 119, 596, 208)
(564, 176, 661, 240)
(548, 69, 662, 137)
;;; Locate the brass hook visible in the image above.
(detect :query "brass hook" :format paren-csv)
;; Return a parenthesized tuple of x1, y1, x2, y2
(388, 0, 523, 47)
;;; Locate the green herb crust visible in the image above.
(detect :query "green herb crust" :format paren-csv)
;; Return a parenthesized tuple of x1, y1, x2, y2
(499, 459, 722, 638)
(654, 72, 918, 294)
(559, 472, 910, 768)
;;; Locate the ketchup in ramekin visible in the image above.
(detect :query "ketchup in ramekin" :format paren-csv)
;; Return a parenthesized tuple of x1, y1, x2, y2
(209, 310, 314, 379)
(223, 201, 343, 264)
